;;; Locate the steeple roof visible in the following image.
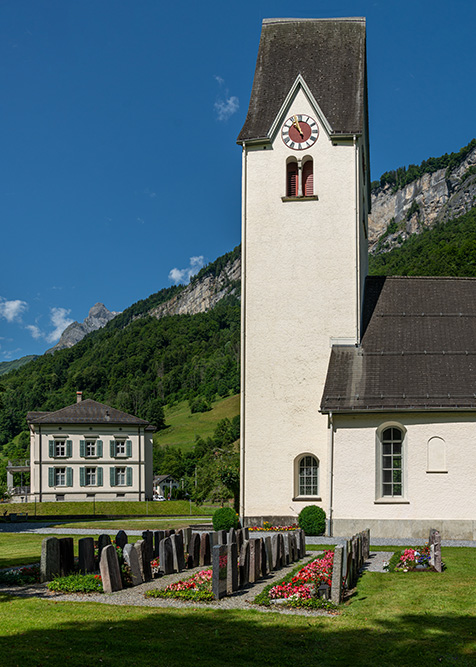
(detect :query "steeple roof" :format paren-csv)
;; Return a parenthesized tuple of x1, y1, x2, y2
(237, 17, 367, 143)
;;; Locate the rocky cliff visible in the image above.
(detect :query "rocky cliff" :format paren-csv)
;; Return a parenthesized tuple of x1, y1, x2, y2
(369, 144, 476, 254)
(46, 303, 120, 354)
(149, 256, 240, 320)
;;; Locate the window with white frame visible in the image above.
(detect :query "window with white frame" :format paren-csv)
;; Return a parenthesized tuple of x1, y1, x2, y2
(380, 426, 404, 497)
(116, 467, 126, 486)
(116, 440, 126, 456)
(55, 468, 66, 486)
(296, 455, 319, 497)
(86, 440, 96, 457)
(85, 468, 96, 486)
(55, 440, 66, 457)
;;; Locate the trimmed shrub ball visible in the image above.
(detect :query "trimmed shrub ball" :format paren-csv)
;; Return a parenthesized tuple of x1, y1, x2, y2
(298, 505, 326, 536)
(212, 507, 238, 531)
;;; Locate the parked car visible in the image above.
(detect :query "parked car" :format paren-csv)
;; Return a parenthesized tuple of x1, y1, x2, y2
(153, 494, 166, 501)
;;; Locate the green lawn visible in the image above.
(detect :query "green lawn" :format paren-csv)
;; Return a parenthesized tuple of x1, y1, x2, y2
(155, 394, 239, 453)
(2, 500, 215, 517)
(0, 547, 475, 666)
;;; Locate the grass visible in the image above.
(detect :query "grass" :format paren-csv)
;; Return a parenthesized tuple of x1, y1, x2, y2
(155, 394, 239, 453)
(46, 517, 211, 531)
(2, 500, 214, 517)
(0, 533, 96, 568)
(0, 547, 475, 665)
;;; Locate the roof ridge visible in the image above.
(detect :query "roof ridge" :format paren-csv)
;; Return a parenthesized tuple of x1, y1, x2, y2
(262, 18, 365, 25)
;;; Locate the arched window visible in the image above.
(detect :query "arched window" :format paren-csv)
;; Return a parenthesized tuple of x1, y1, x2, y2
(297, 454, 319, 496)
(378, 426, 405, 498)
(302, 158, 313, 196)
(286, 160, 298, 197)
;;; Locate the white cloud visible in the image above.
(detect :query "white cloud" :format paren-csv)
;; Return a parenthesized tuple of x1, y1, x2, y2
(214, 75, 239, 121)
(46, 307, 74, 343)
(168, 255, 205, 284)
(25, 324, 42, 339)
(0, 298, 28, 323)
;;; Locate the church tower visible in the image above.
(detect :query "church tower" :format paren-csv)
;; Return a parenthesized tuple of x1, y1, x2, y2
(238, 18, 370, 527)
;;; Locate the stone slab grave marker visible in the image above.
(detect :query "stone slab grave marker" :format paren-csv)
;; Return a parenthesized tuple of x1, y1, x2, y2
(212, 544, 228, 600)
(277, 534, 284, 568)
(41, 536, 60, 583)
(289, 534, 296, 563)
(236, 528, 244, 552)
(331, 544, 344, 605)
(270, 534, 279, 569)
(249, 539, 261, 583)
(227, 527, 236, 544)
(429, 528, 442, 572)
(59, 537, 74, 576)
(123, 543, 143, 586)
(199, 532, 211, 566)
(97, 534, 111, 562)
(239, 540, 250, 588)
(154, 530, 165, 558)
(171, 532, 185, 572)
(159, 536, 174, 574)
(135, 539, 152, 581)
(282, 534, 290, 565)
(100, 543, 123, 593)
(298, 529, 306, 559)
(218, 530, 227, 545)
(260, 539, 268, 577)
(115, 530, 128, 550)
(182, 527, 192, 551)
(142, 530, 154, 563)
(188, 532, 200, 567)
(265, 536, 274, 571)
(227, 541, 239, 594)
(78, 537, 95, 574)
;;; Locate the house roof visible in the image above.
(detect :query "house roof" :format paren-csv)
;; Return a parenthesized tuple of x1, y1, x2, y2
(154, 474, 178, 484)
(321, 276, 476, 412)
(26, 398, 150, 426)
(237, 17, 367, 143)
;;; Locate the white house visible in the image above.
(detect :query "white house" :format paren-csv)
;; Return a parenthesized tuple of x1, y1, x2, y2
(239, 17, 476, 540)
(27, 392, 154, 501)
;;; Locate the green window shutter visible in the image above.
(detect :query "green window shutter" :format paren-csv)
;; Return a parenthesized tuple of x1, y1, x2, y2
(66, 467, 73, 487)
(110, 467, 116, 487)
(110, 441, 116, 458)
(126, 467, 133, 487)
(97, 440, 103, 457)
(126, 440, 132, 457)
(66, 440, 72, 458)
(48, 467, 54, 487)
(79, 467, 85, 487)
(97, 467, 103, 487)
(49, 441, 54, 458)
(80, 440, 85, 457)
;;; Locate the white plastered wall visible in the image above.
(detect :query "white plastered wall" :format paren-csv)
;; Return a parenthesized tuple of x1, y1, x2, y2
(241, 86, 367, 521)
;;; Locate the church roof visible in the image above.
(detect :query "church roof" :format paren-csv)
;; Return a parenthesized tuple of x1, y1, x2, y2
(237, 17, 367, 142)
(26, 398, 150, 426)
(321, 276, 476, 412)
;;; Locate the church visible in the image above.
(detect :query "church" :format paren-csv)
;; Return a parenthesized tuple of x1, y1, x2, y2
(238, 18, 476, 540)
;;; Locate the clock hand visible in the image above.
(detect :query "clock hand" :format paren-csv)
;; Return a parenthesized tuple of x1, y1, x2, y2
(293, 115, 304, 138)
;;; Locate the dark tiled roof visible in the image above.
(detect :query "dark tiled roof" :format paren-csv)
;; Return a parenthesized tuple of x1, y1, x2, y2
(238, 18, 367, 142)
(321, 276, 476, 412)
(26, 399, 149, 425)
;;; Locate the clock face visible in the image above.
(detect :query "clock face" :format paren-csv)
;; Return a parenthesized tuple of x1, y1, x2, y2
(282, 114, 319, 150)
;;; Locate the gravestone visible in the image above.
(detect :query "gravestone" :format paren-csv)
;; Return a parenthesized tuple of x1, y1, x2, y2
(282, 534, 290, 565)
(243, 527, 249, 540)
(182, 527, 192, 552)
(218, 530, 227, 545)
(227, 541, 239, 594)
(239, 540, 250, 588)
(100, 543, 123, 593)
(249, 539, 261, 583)
(78, 537, 95, 574)
(186, 554, 194, 569)
(40, 537, 60, 582)
(270, 534, 279, 569)
(115, 530, 128, 550)
(331, 545, 344, 605)
(265, 536, 274, 571)
(298, 530, 306, 559)
(188, 532, 201, 567)
(171, 532, 185, 572)
(277, 534, 284, 568)
(260, 539, 268, 577)
(361, 530, 369, 561)
(59, 537, 74, 576)
(159, 536, 174, 574)
(212, 544, 228, 599)
(135, 539, 152, 581)
(429, 529, 442, 572)
(154, 530, 165, 557)
(141, 530, 154, 563)
(123, 543, 143, 586)
(210, 532, 219, 547)
(97, 534, 112, 562)
(236, 528, 244, 552)
(227, 527, 237, 544)
(199, 532, 211, 566)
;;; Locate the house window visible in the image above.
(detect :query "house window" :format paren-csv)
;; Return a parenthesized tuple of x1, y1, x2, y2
(49, 439, 72, 458)
(116, 467, 126, 486)
(295, 455, 319, 497)
(116, 440, 126, 456)
(55, 441, 66, 457)
(86, 441, 96, 457)
(55, 468, 66, 486)
(110, 439, 132, 457)
(380, 426, 404, 497)
(85, 468, 96, 486)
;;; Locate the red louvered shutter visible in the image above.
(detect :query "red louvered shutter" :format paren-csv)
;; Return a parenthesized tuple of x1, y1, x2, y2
(287, 163, 298, 196)
(303, 161, 313, 196)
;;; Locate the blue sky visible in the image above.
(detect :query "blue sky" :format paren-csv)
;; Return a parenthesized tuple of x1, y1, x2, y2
(1, 0, 475, 361)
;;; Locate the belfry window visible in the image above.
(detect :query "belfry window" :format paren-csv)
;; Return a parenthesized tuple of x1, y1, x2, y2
(302, 159, 314, 196)
(286, 161, 298, 197)
(285, 158, 314, 197)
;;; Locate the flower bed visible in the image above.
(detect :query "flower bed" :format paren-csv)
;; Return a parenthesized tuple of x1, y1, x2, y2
(0, 564, 41, 586)
(48, 573, 103, 593)
(254, 552, 337, 610)
(386, 544, 444, 572)
(146, 569, 214, 602)
(248, 522, 299, 532)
